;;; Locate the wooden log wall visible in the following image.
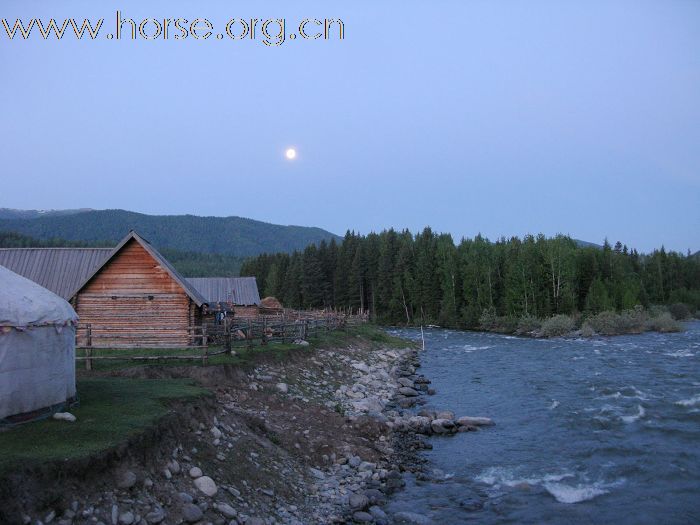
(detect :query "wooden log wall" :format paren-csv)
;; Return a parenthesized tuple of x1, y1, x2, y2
(74, 239, 195, 347)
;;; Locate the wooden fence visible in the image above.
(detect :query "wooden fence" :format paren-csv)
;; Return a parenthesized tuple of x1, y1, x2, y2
(76, 313, 366, 370)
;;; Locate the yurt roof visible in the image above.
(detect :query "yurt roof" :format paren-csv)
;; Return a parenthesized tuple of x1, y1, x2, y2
(0, 265, 78, 328)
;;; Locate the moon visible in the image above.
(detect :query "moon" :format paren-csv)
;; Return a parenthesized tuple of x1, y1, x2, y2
(285, 148, 297, 160)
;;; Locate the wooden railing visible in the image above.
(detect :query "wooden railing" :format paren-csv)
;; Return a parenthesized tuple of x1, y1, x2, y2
(76, 313, 366, 370)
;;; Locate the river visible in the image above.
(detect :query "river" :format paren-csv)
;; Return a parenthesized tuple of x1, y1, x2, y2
(385, 321, 700, 524)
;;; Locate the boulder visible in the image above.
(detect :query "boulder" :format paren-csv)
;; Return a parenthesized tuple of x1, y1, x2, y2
(193, 476, 218, 497)
(349, 493, 369, 511)
(216, 503, 237, 519)
(398, 387, 419, 397)
(353, 511, 374, 522)
(397, 378, 415, 388)
(116, 471, 137, 490)
(436, 410, 455, 421)
(430, 419, 454, 434)
(275, 383, 289, 394)
(181, 504, 203, 523)
(189, 467, 203, 479)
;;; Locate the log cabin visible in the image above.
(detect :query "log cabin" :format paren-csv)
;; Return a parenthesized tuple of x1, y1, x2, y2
(0, 231, 261, 348)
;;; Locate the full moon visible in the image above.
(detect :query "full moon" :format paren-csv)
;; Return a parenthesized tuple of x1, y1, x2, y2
(285, 148, 297, 160)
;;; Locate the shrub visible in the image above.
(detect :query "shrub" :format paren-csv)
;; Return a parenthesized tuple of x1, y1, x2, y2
(668, 303, 692, 321)
(479, 308, 497, 330)
(541, 314, 575, 337)
(586, 307, 647, 336)
(645, 312, 683, 333)
(580, 322, 596, 338)
(516, 315, 541, 335)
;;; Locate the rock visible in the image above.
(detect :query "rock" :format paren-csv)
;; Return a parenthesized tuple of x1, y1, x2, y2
(348, 456, 361, 468)
(456, 416, 494, 427)
(194, 476, 218, 497)
(117, 471, 137, 489)
(398, 397, 418, 408)
(216, 503, 237, 519)
(111, 505, 119, 525)
(45, 510, 56, 523)
(52, 412, 76, 422)
(168, 460, 181, 474)
(393, 511, 432, 525)
(363, 488, 386, 505)
(293, 339, 310, 346)
(430, 419, 455, 433)
(189, 467, 203, 479)
(145, 507, 166, 523)
(408, 416, 432, 434)
(349, 493, 369, 511)
(398, 387, 419, 397)
(397, 378, 415, 388)
(436, 410, 455, 420)
(309, 468, 325, 480)
(369, 506, 388, 520)
(182, 504, 203, 523)
(352, 363, 370, 373)
(275, 383, 289, 394)
(246, 519, 265, 525)
(179, 493, 194, 504)
(118, 512, 134, 525)
(211, 426, 223, 439)
(353, 511, 374, 522)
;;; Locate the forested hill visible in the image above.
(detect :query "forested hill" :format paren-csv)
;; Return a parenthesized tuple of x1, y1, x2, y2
(0, 209, 339, 257)
(0, 231, 244, 277)
(241, 229, 700, 328)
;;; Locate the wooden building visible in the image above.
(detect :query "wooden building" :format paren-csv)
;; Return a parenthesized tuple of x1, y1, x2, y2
(187, 277, 261, 321)
(70, 232, 206, 347)
(0, 231, 261, 348)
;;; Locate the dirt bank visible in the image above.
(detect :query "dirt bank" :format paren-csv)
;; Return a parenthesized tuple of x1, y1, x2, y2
(1, 333, 429, 525)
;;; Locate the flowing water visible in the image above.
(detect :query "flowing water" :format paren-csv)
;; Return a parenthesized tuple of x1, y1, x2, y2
(385, 321, 700, 524)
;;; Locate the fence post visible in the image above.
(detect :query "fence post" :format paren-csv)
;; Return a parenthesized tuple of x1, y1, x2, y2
(202, 324, 208, 365)
(85, 323, 93, 371)
(224, 318, 232, 354)
(247, 319, 253, 348)
(262, 317, 268, 346)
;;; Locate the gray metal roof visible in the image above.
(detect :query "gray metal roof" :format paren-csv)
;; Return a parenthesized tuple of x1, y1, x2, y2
(187, 277, 261, 306)
(0, 248, 111, 299)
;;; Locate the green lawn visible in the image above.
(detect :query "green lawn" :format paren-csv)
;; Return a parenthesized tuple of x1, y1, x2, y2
(0, 378, 207, 475)
(74, 325, 412, 372)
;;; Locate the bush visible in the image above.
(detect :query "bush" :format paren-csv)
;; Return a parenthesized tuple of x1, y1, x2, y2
(587, 307, 647, 336)
(668, 303, 692, 321)
(516, 315, 541, 335)
(645, 312, 683, 333)
(580, 322, 596, 338)
(479, 308, 497, 330)
(541, 314, 575, 337)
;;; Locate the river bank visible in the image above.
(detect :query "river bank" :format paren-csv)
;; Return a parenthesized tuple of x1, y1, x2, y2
(0, 326, 470, 525)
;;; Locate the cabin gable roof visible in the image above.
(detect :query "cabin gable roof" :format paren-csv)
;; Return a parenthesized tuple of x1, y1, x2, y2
(69, 231, 207, 306)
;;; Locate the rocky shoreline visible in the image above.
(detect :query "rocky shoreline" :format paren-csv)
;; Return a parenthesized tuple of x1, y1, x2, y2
(5, 332, 491, 525)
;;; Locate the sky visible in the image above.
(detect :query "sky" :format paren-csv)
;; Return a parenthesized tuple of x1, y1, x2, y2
(1, 0, 698, 253)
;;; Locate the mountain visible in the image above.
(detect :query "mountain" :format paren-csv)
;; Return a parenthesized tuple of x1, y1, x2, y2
(0, 208, 92, 220)
(0, 209, 340, 257)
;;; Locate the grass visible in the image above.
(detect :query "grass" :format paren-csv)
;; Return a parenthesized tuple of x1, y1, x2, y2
(0, 378, 207, 475)
(75, 324, 412, 372)
(0, 324, 411, 477)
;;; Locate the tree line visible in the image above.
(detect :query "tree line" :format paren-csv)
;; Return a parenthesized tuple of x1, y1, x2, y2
(240, 229, 700, 327)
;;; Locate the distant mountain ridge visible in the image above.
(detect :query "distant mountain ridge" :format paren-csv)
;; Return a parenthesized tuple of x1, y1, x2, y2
(0, 209, 340, 257)
(0, 208, 92, 220)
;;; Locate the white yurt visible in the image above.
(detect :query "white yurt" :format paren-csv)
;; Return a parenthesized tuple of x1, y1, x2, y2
(0, 265, 78, 422)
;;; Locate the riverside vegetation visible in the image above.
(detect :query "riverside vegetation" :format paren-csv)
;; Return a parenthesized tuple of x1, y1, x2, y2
(242, 229, 700, 335)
